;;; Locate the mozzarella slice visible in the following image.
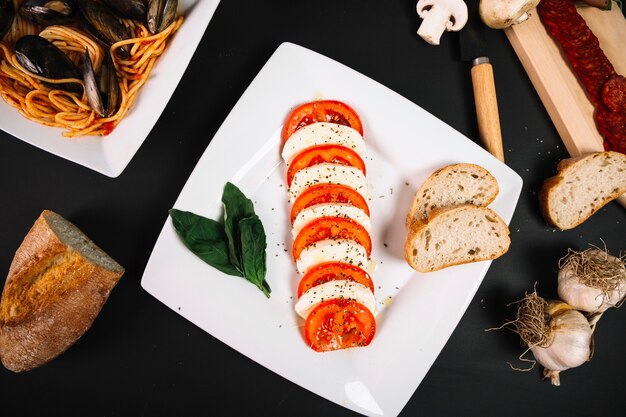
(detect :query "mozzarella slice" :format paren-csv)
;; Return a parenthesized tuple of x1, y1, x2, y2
(281, 122, 366, 164)
(288, 163, 368, 203)
(292, 203, 371, 238)
(294, 280, 376, 319)
(296, 238, 368, 275)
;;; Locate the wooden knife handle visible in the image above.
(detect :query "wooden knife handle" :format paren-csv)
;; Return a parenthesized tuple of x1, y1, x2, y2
(471, 61, 505, 162)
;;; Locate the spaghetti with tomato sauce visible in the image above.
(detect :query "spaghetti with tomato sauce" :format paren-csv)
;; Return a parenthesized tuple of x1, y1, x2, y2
(0, 13, 183, 137)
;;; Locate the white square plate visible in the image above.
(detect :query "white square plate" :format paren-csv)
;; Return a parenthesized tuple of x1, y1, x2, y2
(0, 0, 221, 177)
(141, 42, 523, 416)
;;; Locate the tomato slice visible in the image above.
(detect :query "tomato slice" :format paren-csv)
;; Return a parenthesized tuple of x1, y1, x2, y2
(297, 262, 374, 298)
(304, 299, 376, 352)
(282, 100, 363, 142)
(292, 216, 372, 261)
(286, 145, 366, 188)
(290, 184, 370, 224)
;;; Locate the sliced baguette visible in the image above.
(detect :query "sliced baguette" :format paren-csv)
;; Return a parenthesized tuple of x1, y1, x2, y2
(540, 151, 626, 230)
(0, 210, 124, 372)
(406, 163, 499, 226)
(404, 205, 510, 273)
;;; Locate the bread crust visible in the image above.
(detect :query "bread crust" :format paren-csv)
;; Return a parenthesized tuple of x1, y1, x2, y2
(539, 152, 626, 230)
(0, 211, 124, 372)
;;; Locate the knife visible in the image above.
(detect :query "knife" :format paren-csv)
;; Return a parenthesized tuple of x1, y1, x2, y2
(459, 0, 505, 162)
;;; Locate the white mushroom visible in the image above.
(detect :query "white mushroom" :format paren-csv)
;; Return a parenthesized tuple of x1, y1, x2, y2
(479, 0, 541, 29)
(416, 0, 468, 46)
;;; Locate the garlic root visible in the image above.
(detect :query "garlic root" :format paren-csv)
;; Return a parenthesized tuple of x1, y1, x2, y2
(543, 369, 561, 386)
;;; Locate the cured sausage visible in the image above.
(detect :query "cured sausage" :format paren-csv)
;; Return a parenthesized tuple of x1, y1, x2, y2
(538, 0, 625, 154)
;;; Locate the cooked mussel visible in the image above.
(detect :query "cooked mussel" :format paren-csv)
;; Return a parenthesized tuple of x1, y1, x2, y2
(102, 0, 145, 20)
(78, 0, 132, 59)
(83, 49, 120, 117)
(146, 0, 176, 34)
(19, 0, 76, 27)
(14, 35, 82, 94)
(0, 0, 15, 40)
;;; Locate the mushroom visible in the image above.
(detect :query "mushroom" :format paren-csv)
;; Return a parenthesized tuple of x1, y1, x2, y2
(416, 0, 468, 46)
(479, 0, 541, 29)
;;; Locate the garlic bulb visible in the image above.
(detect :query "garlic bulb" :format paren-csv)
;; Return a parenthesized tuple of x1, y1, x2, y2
(558, 248, 626, 313)
(529, 301, 593, 386)
(507, 290, 593, 386)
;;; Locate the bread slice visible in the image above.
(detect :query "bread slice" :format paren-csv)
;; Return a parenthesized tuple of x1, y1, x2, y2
(0, 210, 124, 372)
(404, 205, 510, 273)
(540, 151, 626, 230)
(406, 163, 499, 226)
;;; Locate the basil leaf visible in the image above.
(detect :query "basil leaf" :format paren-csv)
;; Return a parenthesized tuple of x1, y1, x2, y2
(222, 182, 255, 274)
(169, 209, 242, 277)
(239, 215, 270, 298)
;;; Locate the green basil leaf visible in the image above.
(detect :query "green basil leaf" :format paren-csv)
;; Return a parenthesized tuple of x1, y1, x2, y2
(169, 209, 242, 277)
(239, 215, 270, 298)
(222, 182, 256, 274)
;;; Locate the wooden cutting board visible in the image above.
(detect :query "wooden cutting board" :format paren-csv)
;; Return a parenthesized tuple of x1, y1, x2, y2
(505, 2, 626, 207)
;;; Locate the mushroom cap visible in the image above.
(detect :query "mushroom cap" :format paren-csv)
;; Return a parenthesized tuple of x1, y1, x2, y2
(479, 0, 541, 29)
(416, 0, 468, 32)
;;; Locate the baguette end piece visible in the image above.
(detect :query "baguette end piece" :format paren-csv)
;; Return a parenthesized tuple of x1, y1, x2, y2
(0, 210, 124, 372)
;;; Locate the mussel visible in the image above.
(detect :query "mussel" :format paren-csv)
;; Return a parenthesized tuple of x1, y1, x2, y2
(14, 35, 82, 94)
(0, 0, 15, 40)
(83, 49, 120, 117)
(102, 0, 145, 20)
(78, 0, 132, 59)
(19, 0, 76, 27)
(146, 0, 176, 34)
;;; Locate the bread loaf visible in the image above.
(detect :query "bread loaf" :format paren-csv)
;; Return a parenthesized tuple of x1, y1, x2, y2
(540, 151, 626, 230)
(0, 210, 124, 372)
(406, 163, 499, 226)
(404, 205, 510, 273)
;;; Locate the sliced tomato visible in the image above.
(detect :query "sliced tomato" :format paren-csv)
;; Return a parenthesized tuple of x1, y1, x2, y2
(286, 145, 366, 188)
(290, 184, 370, 224)
(297, 262, 374, 298)
(304, 299, 376, 352)
(282, 100, 363, 141)
(292, 216, 372, 261)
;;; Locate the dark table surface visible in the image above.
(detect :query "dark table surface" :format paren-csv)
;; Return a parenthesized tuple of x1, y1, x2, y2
(1, 1, 624, 416)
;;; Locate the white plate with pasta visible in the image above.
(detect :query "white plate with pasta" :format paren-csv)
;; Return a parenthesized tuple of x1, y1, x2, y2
(0, 0, 220, 177)
(141, 42, 523, 416)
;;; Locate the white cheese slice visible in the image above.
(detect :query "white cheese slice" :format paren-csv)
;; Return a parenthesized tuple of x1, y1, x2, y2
(288, 163, 368, 203)
(292, 203, 371, 238)
(294, 280, 376, 319)
(281, 122, 366, 164)
(296, 238, 369, 275)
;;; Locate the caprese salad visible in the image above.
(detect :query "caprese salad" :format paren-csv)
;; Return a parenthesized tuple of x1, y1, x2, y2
(281, 100, 377, 352)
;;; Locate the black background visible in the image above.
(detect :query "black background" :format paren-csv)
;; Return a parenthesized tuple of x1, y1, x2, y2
(1, 1, 624, 416)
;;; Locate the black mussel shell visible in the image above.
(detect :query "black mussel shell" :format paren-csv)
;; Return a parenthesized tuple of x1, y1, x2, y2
(83, 49, 120, 117)
(0, 0, 15, 40)
(78, 0, 132, 59)
(146, 0, 176, 34)
(102, 0, 145, 20)
(15, 35, 82, 94)
(19, 0, 76, 27)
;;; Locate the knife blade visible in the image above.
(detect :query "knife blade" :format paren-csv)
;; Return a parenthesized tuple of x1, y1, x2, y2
(459, 0, 505, 162)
